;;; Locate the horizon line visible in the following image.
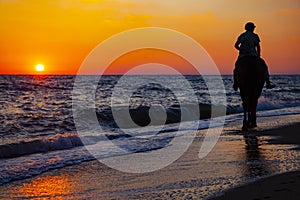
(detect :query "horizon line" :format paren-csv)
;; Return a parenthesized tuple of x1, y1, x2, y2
(0, 73, 299, 76)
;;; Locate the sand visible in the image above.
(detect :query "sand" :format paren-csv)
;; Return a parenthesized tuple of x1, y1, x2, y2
(208, 171, 300, 200)
(0, 114, 299, 200)
(208, 122, 300, 200)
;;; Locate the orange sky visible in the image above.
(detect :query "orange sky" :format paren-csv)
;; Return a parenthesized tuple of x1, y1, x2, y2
(105, 49, 198, 75)
(0, 0, 299, 75)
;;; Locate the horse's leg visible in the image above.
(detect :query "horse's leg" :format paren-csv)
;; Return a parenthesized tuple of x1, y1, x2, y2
(248, 100, 258, 128)
(248, 112, 251, 127)
(242, 103, 248, 131)
(252, 100, 258, 127)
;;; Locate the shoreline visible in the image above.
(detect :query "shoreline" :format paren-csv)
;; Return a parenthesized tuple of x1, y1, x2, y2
(0, 114, 299, 199)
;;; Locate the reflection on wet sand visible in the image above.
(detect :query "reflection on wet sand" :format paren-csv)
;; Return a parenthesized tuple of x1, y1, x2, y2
(243, 134, 271, 178)
(15, 174, 75, 199)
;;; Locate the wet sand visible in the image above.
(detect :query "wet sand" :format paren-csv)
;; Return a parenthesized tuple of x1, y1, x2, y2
(0, 114, 299, 200)
(209, 171, 300, 200)
(209, 122, 300, 200)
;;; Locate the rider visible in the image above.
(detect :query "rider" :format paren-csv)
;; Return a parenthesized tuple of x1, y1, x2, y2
(233, 22, 275, 91)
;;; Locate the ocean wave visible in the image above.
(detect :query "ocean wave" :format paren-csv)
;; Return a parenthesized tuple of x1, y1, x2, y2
(257, 97, 300, 111)
(0, 133, 83, 159)
(0, 147, 94, 185)
(76, 103, 238, 129)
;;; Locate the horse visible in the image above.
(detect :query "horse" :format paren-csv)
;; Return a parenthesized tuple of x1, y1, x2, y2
(235, 56, 266, 131)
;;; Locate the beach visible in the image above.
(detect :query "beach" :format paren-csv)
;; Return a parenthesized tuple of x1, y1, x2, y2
(208, 118, 300, 200)
(1, 0, 299, 199)
(0, 114, 299, 199)
(209, 171, 300, 200)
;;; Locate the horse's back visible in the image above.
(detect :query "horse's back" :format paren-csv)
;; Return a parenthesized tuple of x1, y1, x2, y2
(236, 56, 265, 99)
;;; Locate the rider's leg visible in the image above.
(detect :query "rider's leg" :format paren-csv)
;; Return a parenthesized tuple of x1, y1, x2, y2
(233, 61, 238, 91)
(260, 59, 275, 89)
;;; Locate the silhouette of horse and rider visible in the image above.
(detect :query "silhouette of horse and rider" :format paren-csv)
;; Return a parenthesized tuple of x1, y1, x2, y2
(233, 22, 275, 131)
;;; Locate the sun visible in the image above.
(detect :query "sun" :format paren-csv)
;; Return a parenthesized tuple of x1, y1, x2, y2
(35, 64, 45, 72)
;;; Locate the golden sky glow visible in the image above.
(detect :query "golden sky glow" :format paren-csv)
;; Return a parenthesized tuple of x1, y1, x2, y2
(0, 0, 299, 74)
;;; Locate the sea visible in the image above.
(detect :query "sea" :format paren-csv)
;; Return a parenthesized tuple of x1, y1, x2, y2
(0, 75, 299, 186)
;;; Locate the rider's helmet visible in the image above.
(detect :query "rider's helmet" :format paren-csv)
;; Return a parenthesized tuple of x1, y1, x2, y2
(245, 22, 256, 31)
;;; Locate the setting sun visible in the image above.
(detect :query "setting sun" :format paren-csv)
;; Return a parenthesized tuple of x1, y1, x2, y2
(35, 64, 45, 72)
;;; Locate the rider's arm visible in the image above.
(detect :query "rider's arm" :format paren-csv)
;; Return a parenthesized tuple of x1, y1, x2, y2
(256, 43, 261, 57)
(234, 40, 241, 51)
